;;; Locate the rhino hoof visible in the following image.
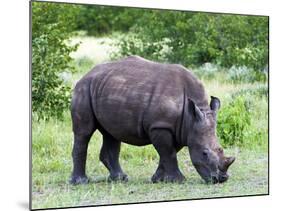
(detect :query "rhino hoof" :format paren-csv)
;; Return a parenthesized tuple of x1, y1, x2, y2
(151, 172, 164, 183)
(164, 174, 185, 183)
(152, 173, 185, 183)
(69, 175, 89, 185)
(108, 173, 128, 182)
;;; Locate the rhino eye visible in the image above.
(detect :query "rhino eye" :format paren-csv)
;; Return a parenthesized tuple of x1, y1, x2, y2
(202, 150, 209, 159)
(218, 147, 223, 153)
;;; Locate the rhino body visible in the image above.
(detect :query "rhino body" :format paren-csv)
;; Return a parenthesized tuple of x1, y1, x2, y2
(70, 56, 235, 184)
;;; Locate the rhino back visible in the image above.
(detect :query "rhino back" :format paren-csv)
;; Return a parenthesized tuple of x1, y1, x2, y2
(82, 56, 208, 145)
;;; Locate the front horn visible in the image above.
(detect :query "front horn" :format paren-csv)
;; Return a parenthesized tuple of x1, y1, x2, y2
(223, 156, 235, 172)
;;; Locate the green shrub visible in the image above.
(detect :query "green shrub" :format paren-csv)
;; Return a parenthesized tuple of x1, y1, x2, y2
(227, 66, 267, 83)
(217, 96, 251, 147)
(76, 6, 143, 36)
(222, 45, 268, 71)
(217, 87, 268, 149)
(111, 33, 173, 62)
(113, 11, 268, 76)
(32, 2, 79, 120)
(231, 84, 268, 99)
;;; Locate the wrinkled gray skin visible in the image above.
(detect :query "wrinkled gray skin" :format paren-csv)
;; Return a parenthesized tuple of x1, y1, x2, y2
(70, 56, 235, 185)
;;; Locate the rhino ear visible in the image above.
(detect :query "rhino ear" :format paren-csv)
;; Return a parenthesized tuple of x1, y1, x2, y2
(188, 98, 204, 121)
(210, 96, 221, 111)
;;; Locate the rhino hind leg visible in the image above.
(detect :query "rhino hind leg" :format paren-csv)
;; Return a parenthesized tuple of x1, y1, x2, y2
(99, 131, 128, 182)
(70, 133, 93, 185)
(70, 83, 96, 185)
(150, 129, 185, 183)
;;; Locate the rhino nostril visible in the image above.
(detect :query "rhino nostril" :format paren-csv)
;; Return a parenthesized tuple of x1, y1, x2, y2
(218, 174, 229, 183)
(211, 176, 219, 184)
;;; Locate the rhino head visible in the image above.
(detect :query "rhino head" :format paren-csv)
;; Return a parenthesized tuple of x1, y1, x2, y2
(187, 96, 235, 183)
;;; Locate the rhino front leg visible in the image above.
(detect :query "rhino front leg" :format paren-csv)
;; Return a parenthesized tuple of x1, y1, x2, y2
(151, 145, 184, 182)
(151, 163, 164, 182)
(150, 129, 185, 183)
(100, 132, 128, 182)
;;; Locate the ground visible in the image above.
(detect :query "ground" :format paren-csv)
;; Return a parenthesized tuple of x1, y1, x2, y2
(32, 125, 268, 209)
(31, 35, 268, 209)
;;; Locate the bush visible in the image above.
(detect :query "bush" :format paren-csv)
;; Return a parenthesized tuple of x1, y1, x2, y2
(32, 2, 79, 120)
(76, 6, 143, 36)
(113, 11, 268, 75)
(217, 87, 268, 148)
(111, 33, 173, 62)
(217, 96, 251, 147)
(231, 84, 268, 99)
(192, 63, 221, 80)
(227, 66, 267, 83)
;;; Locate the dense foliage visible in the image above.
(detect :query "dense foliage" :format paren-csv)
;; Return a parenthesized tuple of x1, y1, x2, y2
(217, 96, 251, 147)
(74, 5, 268, 73)
(217, 85, 268, 148)
(32, 2, 79, 120)
(31, 1, 268, 144)
(113, 11, 268, 73)
(76, 6, 142, 36)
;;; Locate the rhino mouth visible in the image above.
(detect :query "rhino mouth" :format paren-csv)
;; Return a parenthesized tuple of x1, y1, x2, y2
(211, 171, 229, 184)
(195, 164, 229, 184)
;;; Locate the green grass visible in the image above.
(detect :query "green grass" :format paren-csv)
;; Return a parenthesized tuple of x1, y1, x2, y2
(32, 114, 268, 209)
(32, 35, 268, 209)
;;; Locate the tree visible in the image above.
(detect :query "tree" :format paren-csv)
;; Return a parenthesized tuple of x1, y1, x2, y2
(32, 2, 79, 120)
(115, 11, 268, 71)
